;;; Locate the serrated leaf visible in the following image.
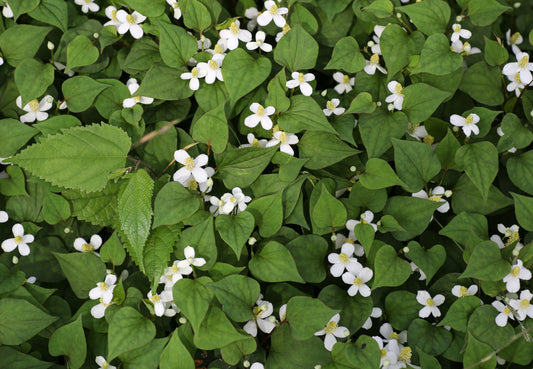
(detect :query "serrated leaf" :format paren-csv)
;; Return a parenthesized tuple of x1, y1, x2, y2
(144, 225, 180, 288)
(11, 124, 130, 193)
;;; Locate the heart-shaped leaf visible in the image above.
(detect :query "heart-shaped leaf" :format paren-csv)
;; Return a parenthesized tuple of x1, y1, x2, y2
(373, 244, 411, 289)
(407, 241, 446, 283)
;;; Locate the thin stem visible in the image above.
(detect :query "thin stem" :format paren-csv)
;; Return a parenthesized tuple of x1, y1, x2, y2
(126, 156, 158, 177)
(512, 81, 532, 113)
(131, 119, 179, 149)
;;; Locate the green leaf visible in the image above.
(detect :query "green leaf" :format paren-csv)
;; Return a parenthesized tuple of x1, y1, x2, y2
(0, 346, 53, 369)
(11, 124, 130, 192)
(0, 25, 52, 66)
(348, 182, 387, 213)
(363, 0, 393, 18)
(53, 252, 106, 299)
(385, 290, 419, 330)
(452, 175, 512, 215)
(274, 24, 319, 71)
(247, 191, 283, 237)
(298, 131, 359, 170)
(391, 138, 441, 192)
(220, 337, 257, 366)
(62, 76, 111, 113)
(136, 64, 193, 101)
(194, 306, 249, 350)
(383, 196, 441, 241)
(144, 225, 180, 288)
(123, 0, 166, 17)
(467, 0, 511, 26)
(0, 165, 27, 196)
(311, 182, 347, 232)
(249, 241, 305, 283)
(66, 35, 99, 71)
(0, 298, 57, 345)
(507, 150, 533, 195)
(358, 110, 409, 158)
(0, 118, 39, 157)
(181, 0, 212, 32)
(119, 337, 168, 369)
(439, 296, 482, 332)
(512, 193, 533, 231)
(316, 0, 351, 20)
(157, 20, 198, 68)
(373, 244, 411, 289)
(413, 34, 463, 75)
(402, 83, 451, 123)
(407, 241, 446, 283)
(439, 211, 488, 247)
(152, 182, 203, 228)
(325, 37, 365, 73)
(278, 95, 336, 134)
(400, 0, 451, 35)
(122, 39, 162, 72)
(191, 103, 228, 154)
(346, 92, 376, 114)
(266, 69, 290, 113)
(159, 330, 195, 369)
(43, 192, 71, 225)
(29, 0, 68, 31)
(359, 158, 405, 189)
(215, 211, 255, 258)
(208, 275, 260, 322)
(463, 332, 497, 369)
(177, 216, 217, 269)
(108, 306, 156, 361)
(289, 3, 319, 34)
(48, 315, 86, 369)
(222, 48, 271, 104)
(286, 296, 339, 340)
(468, 304, 514, 351)
(100, 232, 126, 266)
(459, 61, 504, 106)
(14, 58, 55, 106)
(381, 25, 425, 78)
(464, 107, 501, 138)
(484, 37, 509, 66)
(33, 115, 82, 136)
(286, 234, 328, 283)
(499, 113, 533, 149)
(8, 0, 39, 19)
(460, 241, 509, 281)
(455, 142, 498, 201)
(499, 320, 533, 365)
(216, 146, 278, 189)
(174, 277, 213, 333)
(344, 336, 381, 369)
(408, 319, 452, 355)
(435, 129, 461, 170)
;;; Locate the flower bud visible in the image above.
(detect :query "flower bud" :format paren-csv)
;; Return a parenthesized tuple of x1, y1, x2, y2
(514, 2, 521, 8)
(268, 315, 277, 323)
(243, 360, 251, 368)
(396, 12, 402, 18)
(314, 366, 322, 369)
(343, 329, 350, 337)
(452, 126, 459, 132)
(93, 32, 99, 39)
(387, 103, 395, 112)
(46, 96, 54, 104)
(179, 317, 187, 324)
(403, 247, 409, 253)
(248, 237, 257, 245)
(321, 89, 327, 97)
(367, 40, 375, 47)
(350, 166, 356, 172)
(64, 227, 70, 233)
(47, 41, 55, 50)
(12, 256, 19, 264)
(456, 15, 463, 22)
(376, 101, 382, 107)
(512, 248, 520, 256)
(330, 234, 337, 242)
(444, 190, 453, 197)
(59, 101, 68, 110)
(530, 109, 533, 118)
(120, 269, 129, 280)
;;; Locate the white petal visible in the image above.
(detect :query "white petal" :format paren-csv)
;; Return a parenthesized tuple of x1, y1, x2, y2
(174, 149, 190, 164)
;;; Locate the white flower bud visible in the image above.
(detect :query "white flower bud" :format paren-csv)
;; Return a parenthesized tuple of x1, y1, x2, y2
(248, 237, 257, 245)
(350, 166, 357, 172)
(179, 317, 188, 324)
(59, 101, 68, 110)
(47, 41, 55, 50)
(343, 329, 350, 337)
(106, 269, 113, 274)
(387, 103, 395, 111)
(243, 360, 251, 368)
(376, 101, 382, 107)
(396, 13, 402, 18)
(530, 109, 533, 118)
(330, 234, 337, 242)
(403, 247, 409, 253)
(321, 89, 327, 97)
(514, 2, 521, 8)
(93, 32, 99, 39)
(205, 177, 213, 189)
(46, 96, 54, 104)
(12, 256, 19, 264)
(444, 190, 453, 197)
(314, 366, 322, 369)
(456, 15, 463, 22)
(64, 227, 70, 233)
(452, 126, 459, 132)
(463, 43, 472, 54)
(504, 296, 510, 303)
(512, 248, 520, 256)
(268, 315, 277, 323)
(367, 40, 375, 47)
(120, 269, 129, 280)
(376, 220, 382, 226)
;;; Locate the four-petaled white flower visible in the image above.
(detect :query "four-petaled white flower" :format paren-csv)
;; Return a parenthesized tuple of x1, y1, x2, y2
(183, 245, 206, 267)
(147, 290, 173, 317)
(492, 300, 515, 327)
(197, 54, 224, 84)
(503, 259, 531, 293)
(258, 0, 288, 28)
(509, 290, 533, 321)
(373, 336, 400, 368)
(181, 66, 206, 91)
(166, 0, 181, 20)
(74, 234, 102, 255)
(450, 113, 480, 137)
(328, 242, 361, 277)
(346, 210, 378, 233)
(417, 290, 444, 318)
(89, 274, 117, 304)
(219, 20, 252, 50)
(364, 54, 387, 75)
(246, 31, 273, 52)
(332, 72, 354, 94)
(245, 7, 259, 31)
(245, 103, 276, 130)
(2, 1, 13, 18)
(182, 166, 214, 193)
(451, 284, 478, 298)
(450, 24, 471, 43)
(412, 186, 450, 213)
(2, 223, 34, 256)
(104, 6, 121, 28)
(239, 133, 268, 148)
(173, 149, 209, 184)
(243, 295, 277, 337)
(123, 78, 154, 108)
(116, 10, 146, 39)
(16, 95, 53, 123)
(160, 259, 193, 289)
(451, 40, 481, 56)
(385, 81, 404, 111)
(379, 322, 408, 344)
(498, 224, 519, 238)
(506, 72, 526, 97)
(323, 98, 345, 116)
(226, 187, 252, 213)
(96, 356, 116, 369)
(314, 313, 350, 351)
(266, 129, 299, 156)
(74, 0, 99, 13)
(503, 51, 533, 84)
(250, 363, 264, 369)
(342, 263, 373, 297)
(0, 210, 8, 223)
(286, 71, 315, 96)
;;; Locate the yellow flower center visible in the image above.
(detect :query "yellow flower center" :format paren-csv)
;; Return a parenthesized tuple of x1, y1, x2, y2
(184, 157, 195, 170)
(388, 332, 399, 341)
(520, 299, 530, 309)
(423, 135, 434, 145)
(191, 67, 199, 78)
(342, 74, 350, 84)
(394, 83, 403, 94)
(514, 73, 522, 83)
(370, 53, 379, 65)
(459, 286, 469, 297)
(426, 298, 435, 307)
(505, 232, 520, 247)
(327, 100, 336, 110)
(14, 236, 23, 244)
(82, 243, 94, 252)
(297, 73, 306, 83)
(126, 14, 136, 24)
(251, 138, 259, 147)
(208, 59, 219, 70)
(256, 105, 265, 117)
(28, 99, 39, 112)
(511, 32, 521, 44)
(338, 253, 349, 264)
(150, 294, 161, 303)
(407, 122, 419, 134)
(324, 320, 338, 334)
(269, 4, 278, 15)
(102, 363, 109, 369)
(518, 55, 529, 69)
(84, 0, 91, 3)
(187, 179, 198, 191)
(134, 96, 141, 101)
(346, 238, 355, 244)
(172, 2, 179, 9)
(504, 306, 511, 315)
(428, 195, 442, 202)
(399, 347, 412, 363)
(353, 277, 363, 286)
(380, 348, 387, 358)
(253, 306, 263, 316)
(230, 196, 237, 202)
(272, 124, 280, 133)
(361, 219, 369, 225)
(278, 132, 288, 144)
(465, 114, 474, 125)
(282, 24, 291, 35)
(214, 44, 224, 54)
(230, 22, 239, 35)
(99, 282, 108, 290)
(512, 266, 521, 277)
(453, 25, 461, 33)
(111, 9, 118, 21)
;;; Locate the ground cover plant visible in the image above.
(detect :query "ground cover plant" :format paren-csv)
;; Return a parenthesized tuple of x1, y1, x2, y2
(1, 0, 533, 368)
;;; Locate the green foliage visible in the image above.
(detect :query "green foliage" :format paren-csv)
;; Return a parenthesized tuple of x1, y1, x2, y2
(48, 315, 86, 369)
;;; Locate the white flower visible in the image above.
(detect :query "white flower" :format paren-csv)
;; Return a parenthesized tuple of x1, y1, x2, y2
(96, 356, 116, 369)
(385, 81, 404, 111)
(245, 103, 275, 130)
(0, 56, 3, 66)
(266, 130, 299, 156)
(364, 54, 387, 75)
(166, 0, 181, 20)
(104, 6, 121, 28)
(0, 210, 8, 223)
(509, 290, 533, 321)
(503, 259, 531, 293)
(450, 24, 471, 43)
(346, 210, 378, 233)
(219, 20, 252, 50)
(503, 51, 533, 84)
(379, 323, 407, 344)
(74, 234, 102, 255)
(323, 99, 345, 116)
(406, 123, 429, 141)
(498, 224, 520, 238)
(286, 71, 315, 96)
(451, 40, 481, 56)
(506, 72, 526, 97)
(279, 303, 287, 321)
(182, 166, 214, 192)
(328, 243, 361, 277)
(342, 263, 373, 297)
(246, 31, 273, 52)
(16, 95, 53, 123)
(116, 10, 146, 39)
(250, 363, 264, 369)
(123, 78, 154, 108)
(74, 0, 99, 13)
(230, 187, 251, 212)
(91, 299, 114, 319)
(370, 25, 386, 55)
(410, 262, 427, 281)
(53, 62, 75, 77)
(275, 24, 291, 43)
(257, 0, 288, 28)
(2, 224, 34, 256)
(197, 54, 224, 84)
(450, 113, 480, 137)
(147, 290, 173, 317)
(2, 1, 13, 18)
(173, 149, 209, 184)
(491, 234, 506, 249)
(416, 290, 444, 318)
(451, 284, 478, 298)
(89, 274, 117, 304)
(244, 7, 259, 31)
(160, 259, 193, 289)
(239, 133, 268, 148)
(207, 40, 228, 57)
(314, 313, 350, 351)
(412, 186, 450, 213)
(373, 336, 399, 368)
(362, 307, 382, 330)
(243, 296, 277, 337)
(492, 300, 515, 327)
(183, 245, 206, 267)
(180, 67, 206, 91)
(207, 195, 226, 216)
(506, 29, 523, 55)
(386, 341, 417, 369)
(332, 72, 354, 94)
